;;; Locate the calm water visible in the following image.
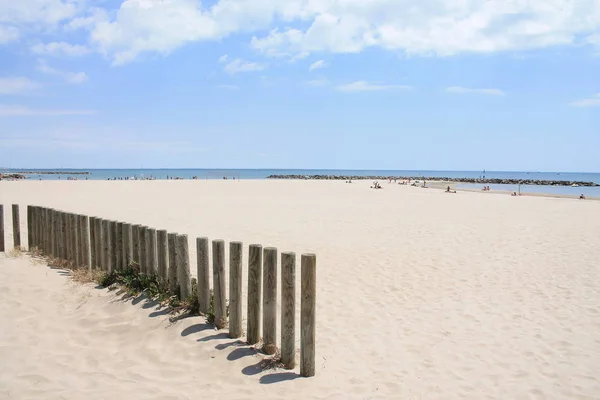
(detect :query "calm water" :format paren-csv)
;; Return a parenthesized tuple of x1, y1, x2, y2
(4, 169, 600, 197)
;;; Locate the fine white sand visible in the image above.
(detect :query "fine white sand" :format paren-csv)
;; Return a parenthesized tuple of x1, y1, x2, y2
(1, 180, 599, 399)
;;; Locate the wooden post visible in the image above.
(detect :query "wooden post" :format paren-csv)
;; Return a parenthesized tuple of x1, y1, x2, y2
(167, 233, 178, 295)
(131, 224, 140, 266)
(0, 205, 4, 252)
(80, 215, 90, 269)
(77, 214, 84, 265)
(177, 234, 191, 298)
(157, 230, 168, 282)
(229, 241, 243, 338)
(27, 206, 32, 250)
(247, 244, 263, 345)
(281, 252, 296, 369)
(300, 253, 316, 377)
(72, 213, 80, 266)
(212, 239, 227, 329)
(65, 212, 71, 262)
(51, 209, 58, 258)
(102, 219, 112, 272)
(148, 228, 157, 275)
(110, 221, 118, 271)
(44, 208, 49, 255)
(93, 218, 101, 269)
(196, 237, 210, 314)
(89, 217, 96, 267)
(140, 226, 148, 274)
(123, 223, 133, 268)
(113, 221, 122, 271)
(262, 247, 278, 355)
(12, 204, 21, 249)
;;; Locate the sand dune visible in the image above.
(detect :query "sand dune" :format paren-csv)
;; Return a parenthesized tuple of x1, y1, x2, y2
(1, 180, 599, 399)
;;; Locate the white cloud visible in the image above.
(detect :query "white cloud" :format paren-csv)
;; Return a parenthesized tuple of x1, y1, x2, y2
(37, 60, 88, 84)
(218, 54, 228, 63)
(305, 78, 331, 87)
(0, 77, 41, 95)
(446, 86, 506, 96)
(336, 81, 411, 93)
(217, 84, 239, 90)
(31, 41, 90, 56)
(0, 25, 19, 44)
(569, 93, 600, 107)
(224, 58, 265, 74)
(0, 104, 96, 117)
(309, 60, 327, 72)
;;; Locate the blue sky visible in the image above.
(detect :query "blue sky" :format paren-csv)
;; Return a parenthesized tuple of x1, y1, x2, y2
(0, 0, 599, 172)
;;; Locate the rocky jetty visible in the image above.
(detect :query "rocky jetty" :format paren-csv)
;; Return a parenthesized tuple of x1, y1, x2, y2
(1, 173, 26, 180)
(266, 175, 600, 187)
(16, 171, 91, 175)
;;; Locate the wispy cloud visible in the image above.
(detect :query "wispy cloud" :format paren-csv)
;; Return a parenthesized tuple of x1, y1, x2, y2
(217, 84, 239, 90)
(218, 54, 228, 63)
(309, 60, 327, 72)
(305, 78, 331, 87)
(0, 25, 19, 44)
(0, 77, 41, 95)
(446, 86, 506, 96)
(37, 60, 88, 84)
(569, 93, 600, 107)
(336, 81, 411, 93)
(0, 105, 96, 117)
(224, 59, 265, 74)
(31, 41, 90, 57)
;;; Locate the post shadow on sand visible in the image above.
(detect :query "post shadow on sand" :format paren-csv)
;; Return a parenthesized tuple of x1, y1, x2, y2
(197, 332, 230, 342)
(180, 323, 213, 337)
(225, 346, 256, 361)
(259, 373, 300, 385)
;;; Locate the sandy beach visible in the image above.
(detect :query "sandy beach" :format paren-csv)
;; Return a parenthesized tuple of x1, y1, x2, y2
(1, 180, 599, 399)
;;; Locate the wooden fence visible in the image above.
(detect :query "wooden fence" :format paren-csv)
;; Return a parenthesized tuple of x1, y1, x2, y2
(0, 204, 317, 377)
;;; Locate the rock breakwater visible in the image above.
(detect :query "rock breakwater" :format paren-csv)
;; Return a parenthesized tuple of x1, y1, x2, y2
(266, 175, 599, 187)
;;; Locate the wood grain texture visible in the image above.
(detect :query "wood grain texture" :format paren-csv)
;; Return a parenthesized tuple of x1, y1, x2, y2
(81, 215, 91, 269)
(212, 239, 227, 329)
(89, 217, 96, 267)
(72, 214, 80, 266)
(0, 205, 5, 252)
(281, 251, 296, 369)
(196, 237, 210, 314)
(27, 206, 32, 251)
(157, 229, 168, 282)
(262, 247, 278, 355)
(176, 234, 191, 298)
(123, 223, 132, 269)
(102, 219, 112, 272)
(140, 226, 148, 274)
(93, 218, 101, 269)
(12, 204, 20, 248)
(148, 228, 158, 275)
(115, 222, 124, 271)
(300, 253, 316, 377)
(229, 241, 243, 338)
(167, 233, 178, 295)
(132, 224, 140, 266)
(247, 244, 262, 345)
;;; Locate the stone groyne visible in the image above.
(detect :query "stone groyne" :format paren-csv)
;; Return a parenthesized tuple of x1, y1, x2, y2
(266, 175, 600, 187)
(17, 171, 91, 175)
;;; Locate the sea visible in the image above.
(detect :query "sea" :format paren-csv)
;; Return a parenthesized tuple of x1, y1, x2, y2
(3, 169, 600, 197)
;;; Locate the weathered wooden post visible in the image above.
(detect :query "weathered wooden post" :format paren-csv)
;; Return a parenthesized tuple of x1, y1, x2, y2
(300, 253, 316, 377)
(167, 233, 178, 295)
(148, 228, 158, 275)
(212, 239, 227, 329)
(262, 247, 278, 354)
(81, 215, 91, 269)
(111, 221, 119, 271)
(93, 218, 101, 269)
(0, 204, 5, 252)
(89, 217, 96, 267)
(132, 224, 140, 266)
(52, 209, 58, 258)
(102, 219, 112, 272)
(140, 226, 148, 274)
(12, 204, 21, 249)
(123, 223, 133, 268)
(247, 244, 263, 345)
(65, 212, 71, 262)
(157, 230, 168, 282)
(71, 213, 79, 266)
(177, 234, 191, 298)
(196, 237, 210, 314)
(281, 252, 296, 369)
(116, 222, 124, 270)
(27, 206, 32, 250)
(229, 241, 243, 338)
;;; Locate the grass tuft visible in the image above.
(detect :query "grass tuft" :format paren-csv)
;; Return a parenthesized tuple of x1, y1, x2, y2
(7, 247, 26, 258)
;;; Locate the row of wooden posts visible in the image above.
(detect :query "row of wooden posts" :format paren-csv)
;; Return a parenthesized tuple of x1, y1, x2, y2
(1, 204, 316, 377)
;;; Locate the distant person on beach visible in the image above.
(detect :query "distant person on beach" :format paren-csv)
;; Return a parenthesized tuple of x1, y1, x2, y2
(580, 194, 586, 200)
(445, 186, 456, 193)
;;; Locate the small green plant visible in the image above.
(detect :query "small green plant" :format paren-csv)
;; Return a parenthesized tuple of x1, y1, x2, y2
(204, 289, 230, 328)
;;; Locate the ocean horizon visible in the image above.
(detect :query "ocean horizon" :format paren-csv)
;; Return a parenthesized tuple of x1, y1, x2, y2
(3, 168, 600, 197)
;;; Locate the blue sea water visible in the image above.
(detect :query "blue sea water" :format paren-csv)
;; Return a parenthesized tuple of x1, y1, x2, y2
(3, 168, 600, 197)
